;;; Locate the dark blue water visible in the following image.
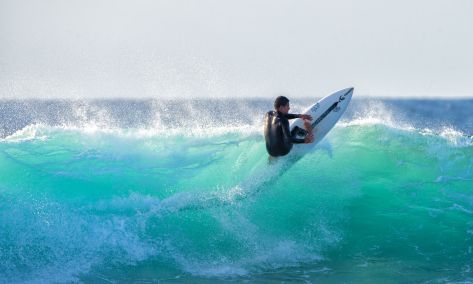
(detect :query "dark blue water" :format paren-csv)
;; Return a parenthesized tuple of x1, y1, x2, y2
(1, 98, 473, 138)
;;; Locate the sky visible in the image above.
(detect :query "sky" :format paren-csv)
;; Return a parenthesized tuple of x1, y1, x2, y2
(1, 0, 472, 99)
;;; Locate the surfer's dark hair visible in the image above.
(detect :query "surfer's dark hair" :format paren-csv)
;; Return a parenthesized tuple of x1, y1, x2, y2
(274, 96, 289, 109)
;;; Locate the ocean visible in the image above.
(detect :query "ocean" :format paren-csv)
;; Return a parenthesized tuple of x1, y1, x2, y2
(1, 98, 472, 283)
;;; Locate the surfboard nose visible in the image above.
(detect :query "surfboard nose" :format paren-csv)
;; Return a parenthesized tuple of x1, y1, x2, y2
(341, 87, 354, 101)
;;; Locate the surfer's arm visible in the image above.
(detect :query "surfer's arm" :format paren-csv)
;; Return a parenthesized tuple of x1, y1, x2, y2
(285, 114, 300, 119)
(300, 114, 312, 120)
(286, 114, 313, 120)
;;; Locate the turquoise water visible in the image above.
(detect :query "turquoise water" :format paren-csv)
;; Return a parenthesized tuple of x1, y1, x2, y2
(1, 99, 473, 283)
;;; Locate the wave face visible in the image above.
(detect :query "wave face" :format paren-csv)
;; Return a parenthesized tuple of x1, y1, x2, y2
(1, 98, 473, 283)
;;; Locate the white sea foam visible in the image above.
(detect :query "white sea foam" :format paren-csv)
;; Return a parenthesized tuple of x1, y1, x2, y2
(335, 100, 472, 147)
(338, 100, 415, 131)
(438, 127, 473, 147)
(1, 122, 262, 143)
(3, 123, 48, 142)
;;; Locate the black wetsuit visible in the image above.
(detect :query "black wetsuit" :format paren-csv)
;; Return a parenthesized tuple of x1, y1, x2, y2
(264, 111, 307, 157)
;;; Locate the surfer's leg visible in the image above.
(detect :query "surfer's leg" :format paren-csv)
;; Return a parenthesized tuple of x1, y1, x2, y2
(303, 120, 314, 143)
(303, 120, 312, 133)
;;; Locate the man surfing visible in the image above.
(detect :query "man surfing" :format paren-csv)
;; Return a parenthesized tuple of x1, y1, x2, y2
(264, 96, 314, 157)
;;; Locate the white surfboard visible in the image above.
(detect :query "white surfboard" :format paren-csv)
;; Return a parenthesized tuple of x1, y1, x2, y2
(289, 87, 354, 154)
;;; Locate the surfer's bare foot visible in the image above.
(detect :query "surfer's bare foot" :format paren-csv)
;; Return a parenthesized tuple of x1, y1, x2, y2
(304, 133, 314, 143)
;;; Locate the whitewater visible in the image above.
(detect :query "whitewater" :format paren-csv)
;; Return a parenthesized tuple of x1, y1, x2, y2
(1, 98, 473, 283)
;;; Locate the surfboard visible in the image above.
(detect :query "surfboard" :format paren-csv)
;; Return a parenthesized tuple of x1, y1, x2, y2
(289, 87, 354, 154)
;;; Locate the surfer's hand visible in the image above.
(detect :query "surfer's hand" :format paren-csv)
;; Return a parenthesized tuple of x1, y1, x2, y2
(303, 120, 311, 129)
(300, 114, 312, 120)
(304, 133, 314, 143)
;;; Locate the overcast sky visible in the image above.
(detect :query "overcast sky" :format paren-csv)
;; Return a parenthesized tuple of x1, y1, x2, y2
(1, 0, 472, 99)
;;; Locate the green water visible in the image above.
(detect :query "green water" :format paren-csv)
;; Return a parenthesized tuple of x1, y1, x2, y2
(1, 122, 472, 283)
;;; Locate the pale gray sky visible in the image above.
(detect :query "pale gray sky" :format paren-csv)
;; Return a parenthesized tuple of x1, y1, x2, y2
(1, 0, 472, 99)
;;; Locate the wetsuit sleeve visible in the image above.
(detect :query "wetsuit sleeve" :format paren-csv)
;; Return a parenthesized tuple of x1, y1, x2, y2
(285, 114, 301, 120)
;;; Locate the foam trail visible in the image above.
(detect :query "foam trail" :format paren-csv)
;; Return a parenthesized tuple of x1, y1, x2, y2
(146, 154, 299, 215)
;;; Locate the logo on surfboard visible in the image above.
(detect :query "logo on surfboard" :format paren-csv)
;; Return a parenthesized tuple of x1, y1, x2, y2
(310, 103, 320, 113)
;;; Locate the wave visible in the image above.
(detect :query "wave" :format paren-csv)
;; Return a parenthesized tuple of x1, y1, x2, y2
(1, 105, 473, 282)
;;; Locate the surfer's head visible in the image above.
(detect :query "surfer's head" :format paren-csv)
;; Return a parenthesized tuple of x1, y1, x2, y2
(274, 96, 290, 114)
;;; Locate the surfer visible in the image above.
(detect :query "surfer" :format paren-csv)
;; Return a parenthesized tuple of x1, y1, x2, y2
(264, 96, 314, 157)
